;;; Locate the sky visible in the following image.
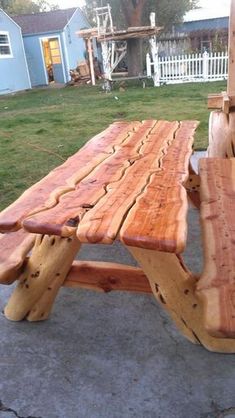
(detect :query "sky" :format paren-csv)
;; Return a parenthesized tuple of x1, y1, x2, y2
(49, 0, 231, 19)
(51, 0, 85, 8)
(186, 0, 230, 20)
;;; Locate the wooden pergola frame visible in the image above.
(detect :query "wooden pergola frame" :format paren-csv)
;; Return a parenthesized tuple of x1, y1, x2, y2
(77, 7, 162, 87)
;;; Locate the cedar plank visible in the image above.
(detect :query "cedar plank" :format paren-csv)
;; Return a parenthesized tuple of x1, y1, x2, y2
(0, 122, 138, 232)
(64, 261, 151, 293)
(76, 121, 179, 244)
(0, 230, 35, 284)
(23, 121, 157, 236)
(120, 121, 198, 253)
(197, 158, 235, 337)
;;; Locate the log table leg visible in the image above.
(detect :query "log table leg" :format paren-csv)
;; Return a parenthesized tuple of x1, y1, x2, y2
(128, 247, 235, 353)
(4, 234, 81, 321)
(208, 111, 235, 158)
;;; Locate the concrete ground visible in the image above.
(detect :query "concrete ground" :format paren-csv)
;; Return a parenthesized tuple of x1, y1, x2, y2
(0, 153, 235, 418)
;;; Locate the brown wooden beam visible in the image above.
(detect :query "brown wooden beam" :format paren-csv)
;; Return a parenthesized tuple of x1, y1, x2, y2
(63, 261, 151, 293)
(208, 92, 235, 113)
(208, 1, 235, 114)
(228, 0, 235, 97)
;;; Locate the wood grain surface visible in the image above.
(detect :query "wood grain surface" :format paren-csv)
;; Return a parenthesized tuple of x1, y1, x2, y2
(22, 120, 197, 252)
(208, 111, 235, 158)
(0, 230, 35, 284)
(76, 120, 179, 244)
(4, 234, 81, 321)
(0, 121, 139, 232)
(120, 121, 198, 252)
(64, 261, 151, 293)
(0, 119, 198, 253)
(22, 120, 157, 236)
(198, 158, 235, 337)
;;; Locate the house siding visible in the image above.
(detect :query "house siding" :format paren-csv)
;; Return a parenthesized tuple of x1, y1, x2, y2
(62, 8, 90, 79)
(179, 17, 229, 33)
(23, 32, 66, 86)
(22, 9, 89, 86)
(0, 10, 31, 95)
(157, 17, 229, 55)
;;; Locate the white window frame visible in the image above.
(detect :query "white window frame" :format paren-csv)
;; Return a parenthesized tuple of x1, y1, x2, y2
(0, 31, 13, 59)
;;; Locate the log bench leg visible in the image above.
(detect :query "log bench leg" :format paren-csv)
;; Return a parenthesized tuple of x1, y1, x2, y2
(128, 247, 235, 353)
(4, 234, 81, 322)
(185, 162, 201, 209)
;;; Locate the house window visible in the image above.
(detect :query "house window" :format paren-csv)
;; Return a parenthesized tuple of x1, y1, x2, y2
(0, 32, 12, 58)
(201, 40, 212, 53)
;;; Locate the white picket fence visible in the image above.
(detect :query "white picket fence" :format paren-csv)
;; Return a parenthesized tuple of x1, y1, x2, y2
(146, 51, 228, 86)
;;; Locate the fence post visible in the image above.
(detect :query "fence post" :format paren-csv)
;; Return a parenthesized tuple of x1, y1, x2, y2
(152, 54, 160, 87)
(146, 53, 151, 78)
(149, 12, 160, 87)
(203, 51, 209, 81)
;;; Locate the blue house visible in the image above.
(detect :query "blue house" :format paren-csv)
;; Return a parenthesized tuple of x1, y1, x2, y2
(13, 8, 90, 86)
(0, 9, 31, 95)
(157, 15, 229, 56)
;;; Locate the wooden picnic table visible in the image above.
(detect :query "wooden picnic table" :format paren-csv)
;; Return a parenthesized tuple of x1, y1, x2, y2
(1, 119, 235, 353)
(0, 117, 235, 354)
(2, 0, 235, 357)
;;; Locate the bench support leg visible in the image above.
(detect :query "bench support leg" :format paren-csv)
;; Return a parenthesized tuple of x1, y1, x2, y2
(4, 234, 81, 322)
(185, 162, 201, 209)
(128, 247, 235, 353)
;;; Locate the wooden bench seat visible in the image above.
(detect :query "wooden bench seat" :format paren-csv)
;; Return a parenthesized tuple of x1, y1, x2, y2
(0, 230, 35, 284)
(197, 158, 235, 338)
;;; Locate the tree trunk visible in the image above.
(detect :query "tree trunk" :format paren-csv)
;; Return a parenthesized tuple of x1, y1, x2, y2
(120, 0, 147, 76)
(127, 38, 143, 76)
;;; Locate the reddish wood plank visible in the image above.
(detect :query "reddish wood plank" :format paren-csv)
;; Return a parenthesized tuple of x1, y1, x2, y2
(228, 0, 235, 97)
(23, 120, 158, 236)
(0, 230, 35, 284)
(76, 120, 179, 244)
(197, 158, 235, 337)
(120, 121, 198, 253)
(64, 261, 151, 293)
(0, 121, 139, 232)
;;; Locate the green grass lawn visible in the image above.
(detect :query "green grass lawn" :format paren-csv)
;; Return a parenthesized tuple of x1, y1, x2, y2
(0, 80, 226, 210)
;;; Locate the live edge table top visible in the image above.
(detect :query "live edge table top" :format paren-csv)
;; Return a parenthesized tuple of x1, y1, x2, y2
(0, 120, 198, 253)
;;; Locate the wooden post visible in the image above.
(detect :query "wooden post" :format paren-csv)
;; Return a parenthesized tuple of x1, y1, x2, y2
(207, 0, 235, 158)
(128, 247, 235, 353)
(149, 12, 160, 87)
(202, 51, 209, 82)
(87, 37, 96, 86)
(228, 0, 235, 96)
(4, 234, 81, 321)
(224, 0, 235, 157)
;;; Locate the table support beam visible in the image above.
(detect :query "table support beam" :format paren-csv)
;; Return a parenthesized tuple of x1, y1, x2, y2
(64, 261, 151, 294)
(127, 246, 235, 353)
(4, 234, 81, 322)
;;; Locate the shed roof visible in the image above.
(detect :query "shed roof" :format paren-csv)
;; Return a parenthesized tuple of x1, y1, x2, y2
(177, 16, 229, 33)
(13, 7, 78, 35)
